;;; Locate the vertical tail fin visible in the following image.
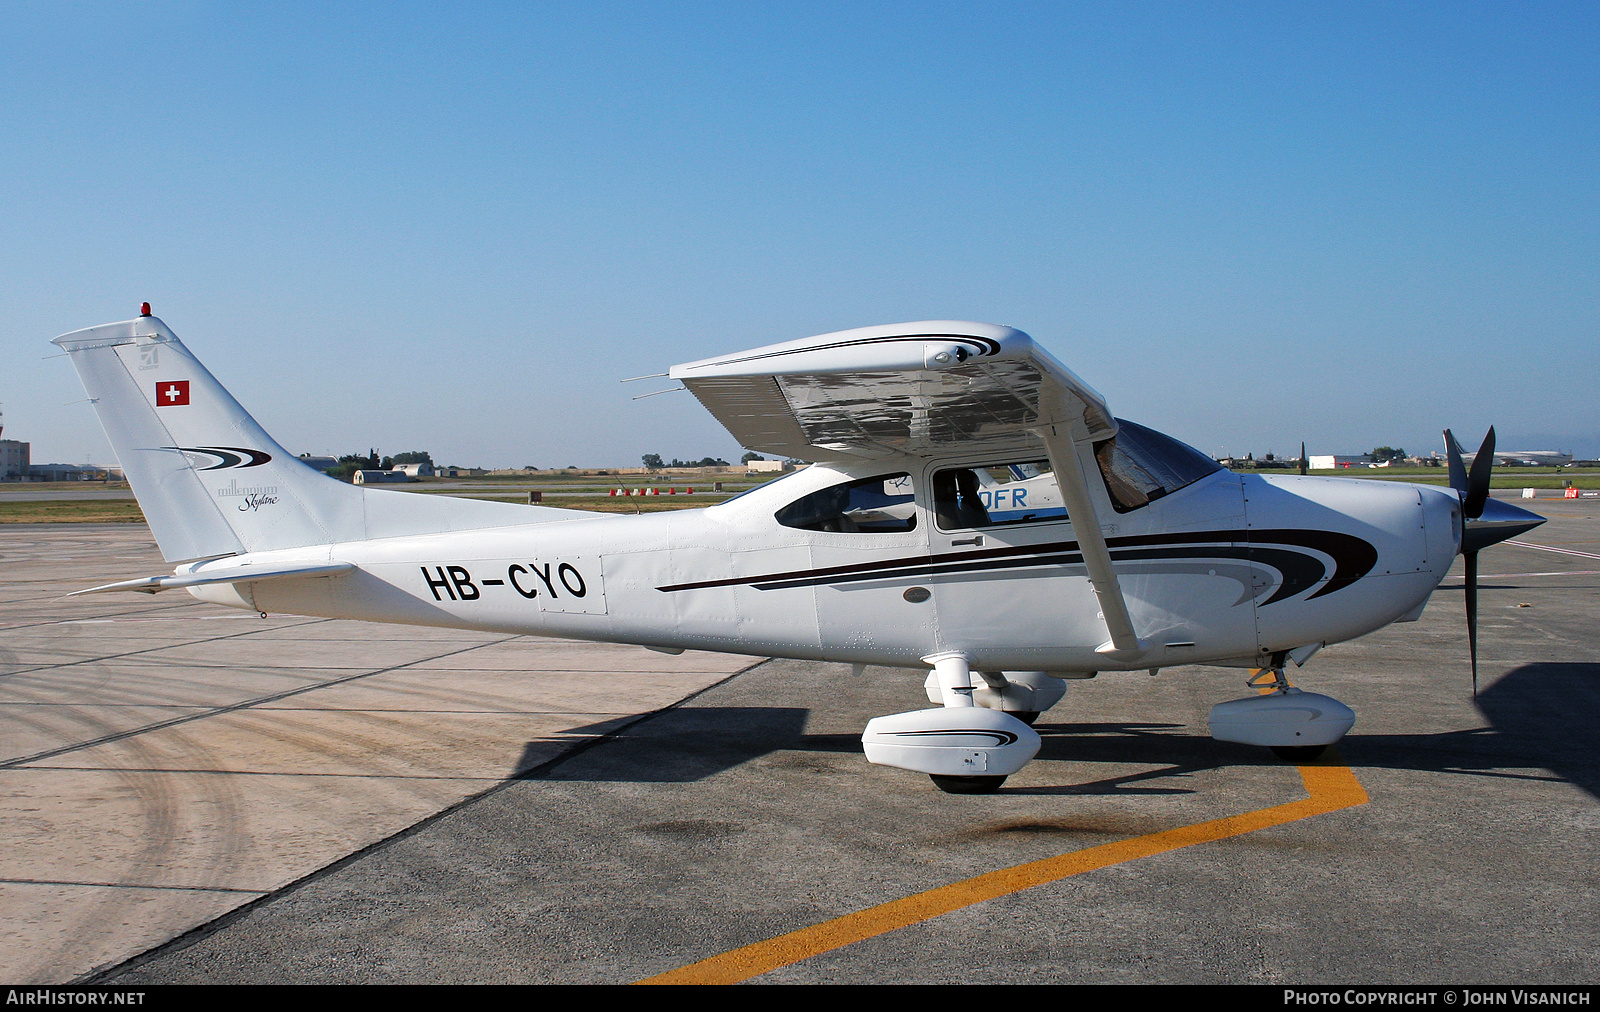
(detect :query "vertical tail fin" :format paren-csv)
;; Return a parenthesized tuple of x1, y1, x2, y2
(54, 313, 572, 562)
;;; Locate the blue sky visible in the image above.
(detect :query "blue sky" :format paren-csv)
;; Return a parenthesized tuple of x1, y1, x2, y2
(3, 2, 1596, 466)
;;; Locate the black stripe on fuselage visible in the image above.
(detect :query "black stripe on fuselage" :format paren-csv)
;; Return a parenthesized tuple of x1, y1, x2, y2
(655, 528, 1377, 606)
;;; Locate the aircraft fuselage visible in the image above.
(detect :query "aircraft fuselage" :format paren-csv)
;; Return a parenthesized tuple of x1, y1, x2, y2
(190, 459, 1462, 673)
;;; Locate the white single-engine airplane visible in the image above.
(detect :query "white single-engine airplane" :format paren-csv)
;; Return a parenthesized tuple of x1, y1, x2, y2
(55, 309, 1545, 792)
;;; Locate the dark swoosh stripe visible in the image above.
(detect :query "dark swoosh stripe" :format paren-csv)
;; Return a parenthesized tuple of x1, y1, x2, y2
(747, 544, 1325, 606)
(658, 527, 1376, 605)
(1099, 528, 1376, 600)
(1112, 546, 1326, 606)
(208, 445, 273, 468)
(878, 729, 1021, 746)
(163, 446, 242, 470)
(684, 333, 1002, 371)
(750, 550, 1087, 591)
(163, 445, 274, 470)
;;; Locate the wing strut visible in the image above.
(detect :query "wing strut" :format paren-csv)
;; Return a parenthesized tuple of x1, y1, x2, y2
(1033, 423, 1145, 660)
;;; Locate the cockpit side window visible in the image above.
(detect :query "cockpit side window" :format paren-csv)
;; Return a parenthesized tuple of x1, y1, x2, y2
(931, 461, 1069, 530)
(775, 473, 918, 533)
(1094, 418, 1222, 513)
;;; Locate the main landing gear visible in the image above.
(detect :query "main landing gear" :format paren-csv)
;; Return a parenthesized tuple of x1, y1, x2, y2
(1207, 663, 1355, 761)
(860, 653, 1067, 794)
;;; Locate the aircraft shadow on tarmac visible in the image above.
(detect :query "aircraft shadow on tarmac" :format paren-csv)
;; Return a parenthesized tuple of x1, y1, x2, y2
(1468, 662, 1600, 800)
(515, 663, 1600, 799)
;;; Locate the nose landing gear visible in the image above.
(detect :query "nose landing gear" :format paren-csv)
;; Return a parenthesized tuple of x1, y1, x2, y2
(1208, 664, 1355, 761)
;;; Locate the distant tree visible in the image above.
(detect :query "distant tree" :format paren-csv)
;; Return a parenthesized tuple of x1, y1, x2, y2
(391, 451, 433, 466)
(741, 451, 765, 463)
(1369, 446, 1406, 462)
(332, 450, 380, 481)
(522, 465, 537, 471)
(641, 453, 664, 469)
(565, 465, 577, 470)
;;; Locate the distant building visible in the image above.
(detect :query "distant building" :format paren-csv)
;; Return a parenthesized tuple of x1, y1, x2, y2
(0, 439, 28, 480)
(352, 469, 411, 484)
(1309, 454, 1375, 469)
(298, 454, 340, 473)
(28, 463, 120, 481)
(745, 459, 788, 472)
(393, 462, 434, 477)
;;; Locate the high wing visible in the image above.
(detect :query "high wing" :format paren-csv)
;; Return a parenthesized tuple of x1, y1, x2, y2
(669, 321, 1143, 657)
(668, 321, 1116, 463)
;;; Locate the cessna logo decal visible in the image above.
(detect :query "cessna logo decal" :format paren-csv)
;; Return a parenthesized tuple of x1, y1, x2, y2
(164, 445, 273, 470)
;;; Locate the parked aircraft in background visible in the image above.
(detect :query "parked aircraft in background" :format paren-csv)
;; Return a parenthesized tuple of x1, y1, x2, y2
(54, 308, 1544, 792)
(1462, 449, 1575, 467)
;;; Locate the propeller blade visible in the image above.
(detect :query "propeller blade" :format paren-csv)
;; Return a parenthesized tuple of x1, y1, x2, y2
(1463, 426, 1496, 520)
(1299, 441, 1307, 476)
(1443, 428, 1469, 497)
(1465, 549, 1479, 697)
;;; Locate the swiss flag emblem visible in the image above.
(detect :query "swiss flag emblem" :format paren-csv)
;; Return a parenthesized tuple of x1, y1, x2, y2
(156, 380, 191, 406)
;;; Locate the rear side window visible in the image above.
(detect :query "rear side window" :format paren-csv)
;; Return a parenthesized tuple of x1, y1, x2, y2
(775, 473, 918, 533)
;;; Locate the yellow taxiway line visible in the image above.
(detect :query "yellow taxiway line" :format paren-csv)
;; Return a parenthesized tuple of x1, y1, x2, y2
(636, 759, 1368, 985)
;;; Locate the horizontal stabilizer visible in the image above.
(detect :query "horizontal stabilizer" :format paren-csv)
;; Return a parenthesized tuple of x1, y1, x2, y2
(70, 561, 354, 596)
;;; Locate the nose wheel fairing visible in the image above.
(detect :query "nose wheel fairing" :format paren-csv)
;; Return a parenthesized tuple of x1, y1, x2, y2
(1208, 687, 1355, 749)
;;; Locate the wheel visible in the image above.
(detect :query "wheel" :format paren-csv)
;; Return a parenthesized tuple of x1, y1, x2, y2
(1270, 744, 1327, 761)
(930, 774, 1007, 794)
(1012, 711, 1041, 726)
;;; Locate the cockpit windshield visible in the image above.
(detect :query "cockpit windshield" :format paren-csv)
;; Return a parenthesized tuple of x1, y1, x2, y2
(1094, 418, 1222, 513)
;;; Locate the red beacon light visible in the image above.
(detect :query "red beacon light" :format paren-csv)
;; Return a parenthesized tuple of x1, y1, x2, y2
(139, 303, 152, 317)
